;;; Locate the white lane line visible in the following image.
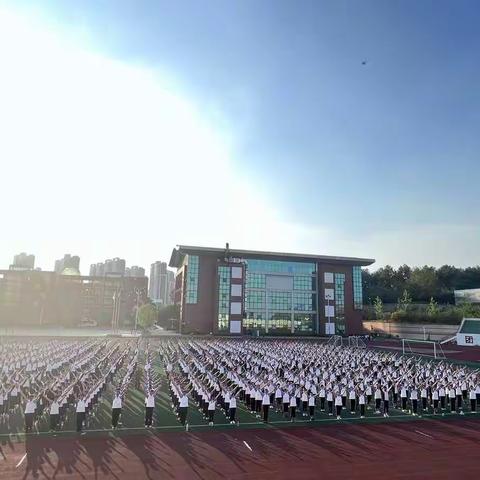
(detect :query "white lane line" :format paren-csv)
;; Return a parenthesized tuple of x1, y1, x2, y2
(243, 441, 253, 452)
(15, 453, 27, 468)
(415, 430, 432, 438)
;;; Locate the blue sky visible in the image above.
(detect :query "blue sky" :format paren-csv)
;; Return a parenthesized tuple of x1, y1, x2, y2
(0, 0, 479, 271)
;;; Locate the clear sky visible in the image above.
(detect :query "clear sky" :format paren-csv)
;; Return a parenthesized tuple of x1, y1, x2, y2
(0, 0, 479, 273)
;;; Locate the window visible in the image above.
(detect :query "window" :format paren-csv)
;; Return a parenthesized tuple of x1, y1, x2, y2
(294, 275, 315, 291)
(353, 266, 363, 310)
(324, 272, 334, 284)
(294, 314, 315, 334)
(230, 302, 242, 315)
(293, 292, 315, 311)
(243, 312, 265, 331)
(268, 312, 291, 331)
(267, 291, 291, 311)
(246, 259, 316, 275)
(231, 266, 243, 279)
(245, 290, 265, 310)
(231, 284, 242, 297)
(185, 255, 199, 304)
(246, 272, 266, 289)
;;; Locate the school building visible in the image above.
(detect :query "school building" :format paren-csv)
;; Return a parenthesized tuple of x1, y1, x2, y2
(169, 245, 375, 336)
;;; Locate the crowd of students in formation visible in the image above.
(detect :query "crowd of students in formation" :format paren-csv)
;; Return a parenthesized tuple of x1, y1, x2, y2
(162, 339, 480, 426)
(0, 338, 478, 434)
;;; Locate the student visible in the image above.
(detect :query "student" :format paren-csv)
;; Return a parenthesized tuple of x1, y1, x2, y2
(179, 392, 189, 426)
(400, 385, 408, 412)
(289, 394, 297, 422)
(455, 385, 463, 414)
(319, 386, 326, 412)
(448, 386, 456, 413)
(76, 397, 86, 433)
(262, 390, 270, 423)
(112, 392, 122, 429)
(50, 399, 60, 431)
(359, 392, 366, 418)
(421, 386, 428, 412)
(349, 388, 356, 415)
(275, 386, 282, 413)
(374, 386, 382, 414)
(308, 392, 315, 420)
(24, 397, 36, 433)
(282, 391, 290, 418)
(439, 385, 446, 411)
(207, 395, 216, 426)
(327, 390, 334, 416)
(301, 390, 308, 417)
(255, 389, 262, 418)
(229, 395, 237, 424)
(411, 388, 418, 416)
(335, 393, 343, 420)
(469, 387, 477, 413)
(383, 386, 390, 417)
(432, 388, 439, 414)
(145, 391, 155, 427)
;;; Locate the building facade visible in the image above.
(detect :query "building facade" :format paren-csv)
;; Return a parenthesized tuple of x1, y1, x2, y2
(149, 261, 174, 305)
(0, 269, 147, 328)
(169, 245, 374, 336)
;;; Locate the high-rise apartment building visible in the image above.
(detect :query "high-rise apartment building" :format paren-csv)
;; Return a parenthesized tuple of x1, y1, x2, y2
(54, 254, 80, 275)
(149, 261, 174, 305)
(10, 252, 35, 271)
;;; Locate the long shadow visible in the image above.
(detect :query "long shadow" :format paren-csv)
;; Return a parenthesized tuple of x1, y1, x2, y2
(120, 432, 173, 479)
(78, 435, 123, 480)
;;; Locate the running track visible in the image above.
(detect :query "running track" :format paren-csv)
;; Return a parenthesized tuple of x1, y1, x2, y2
(1, 418, 479, 479)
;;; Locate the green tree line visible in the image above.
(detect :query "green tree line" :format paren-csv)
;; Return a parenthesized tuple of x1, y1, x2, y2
(363, 265, 480, 304)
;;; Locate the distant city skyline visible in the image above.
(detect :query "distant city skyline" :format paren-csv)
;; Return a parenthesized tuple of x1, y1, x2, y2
(1, 1, 479, 271)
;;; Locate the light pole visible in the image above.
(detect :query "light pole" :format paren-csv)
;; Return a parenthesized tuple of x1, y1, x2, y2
(134, 288, 141, 334)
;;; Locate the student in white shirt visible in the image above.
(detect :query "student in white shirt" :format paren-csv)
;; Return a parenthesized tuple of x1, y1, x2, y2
(469, 387, 477, 413)
(348, 389, 356, 415)
(76, 398, 86, 433)
(24, 397, 36, 432)
(335, 394, 343, 420)
(112, 392, 122, 429)
(207, 395, 217, 426)
(262, 390, 270, 423)
(282, 391, 290, 418)
(179, 393, 189, 426)
(359, 392, 366, 418)
(289, 394, 297, 422)
(308, 392, 315, 420)
(229, 395, 237, 424)
(145, 391, 155, 427)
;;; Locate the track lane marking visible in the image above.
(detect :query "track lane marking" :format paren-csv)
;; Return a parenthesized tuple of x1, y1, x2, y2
(15, 453, 27, 468)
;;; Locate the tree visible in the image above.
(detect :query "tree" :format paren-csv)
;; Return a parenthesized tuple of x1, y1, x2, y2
(373, 296, 384, 320)
(426, 297, 439, 317)
(157, 304, 180, 330)
(396, 289, 412, 313)
(137, 304, 157, 330)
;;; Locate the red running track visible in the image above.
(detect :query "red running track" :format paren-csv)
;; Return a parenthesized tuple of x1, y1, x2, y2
(1, 418, 480, 479)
